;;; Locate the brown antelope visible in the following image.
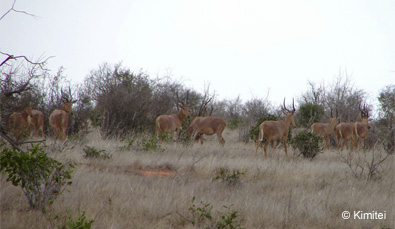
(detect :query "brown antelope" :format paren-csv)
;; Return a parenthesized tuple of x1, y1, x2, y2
(354, 104, 371, 151)
(255, 98, 296, 156)
(185, 117, 227, 146)
(311, 112, 338, 150)
(30, 109, 45, 137)
(155, 105, 190, 141)
(49, 99, 77, 143)
(9, 106, 33, 142)
(335, 122, 355, 151)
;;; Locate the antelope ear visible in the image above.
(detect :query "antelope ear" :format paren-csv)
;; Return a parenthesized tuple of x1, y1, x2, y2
(72, 100, 77, 103)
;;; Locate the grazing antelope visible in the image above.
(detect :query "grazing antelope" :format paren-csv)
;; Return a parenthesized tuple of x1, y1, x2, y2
(354, 104, 371, 151)
(30, 109, 45, 137)
(311, 114, 338, 150)
(49, 99, 77, 143)
(9, 106, 33, 142)
(335, 122, 355, 151)
(255, 98, 296, 157)
(155, 105, 190, 141)
(185, 117, 227, 146)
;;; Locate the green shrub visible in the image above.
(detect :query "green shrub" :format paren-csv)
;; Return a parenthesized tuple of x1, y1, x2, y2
(83, 146, 111, 159)
(118, 137, 136, 151)
(179, 196, 245, 229)
(214, 168, 244, 186)
(0, 141, 74, 213)
(216, 205, 245, 229)
(227, 118, 242, 130)
(291, 130, 323, 159)
(142, 136, 162, 151)
(63, 210, 95, 229)
(49, 210, 95, 229)
(298, 103, 324, 126)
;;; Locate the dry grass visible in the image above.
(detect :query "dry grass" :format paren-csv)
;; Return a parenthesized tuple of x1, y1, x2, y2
(1, 128, 394, 228)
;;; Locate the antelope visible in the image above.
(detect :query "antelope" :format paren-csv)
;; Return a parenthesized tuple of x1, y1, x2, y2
(185, 117, 227, 146)
(9, 106, 33, 142)
(311, 111, 338, 150)
(30, 109, 45, 137)
(49, 99, 77, 143)
(155, 105, 190, 141)
(354, 104, 371, 151)
(255, 98, 296, 157)
(335, 122, 355, 151)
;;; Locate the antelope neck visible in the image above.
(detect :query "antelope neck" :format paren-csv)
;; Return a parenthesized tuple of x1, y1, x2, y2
(61, 106, 71, 114)
(284, 114, 293, 127)
(177, 110, 186, 121)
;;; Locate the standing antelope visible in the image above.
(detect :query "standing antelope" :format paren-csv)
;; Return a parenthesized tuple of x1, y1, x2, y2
(311, 115, 338, 150)
(49, 99, 77, 143)
(30, 109, 45, 137)
(185, 117, 227, 146)
(335, 122, 355, 151)
(9, 106, 33, 142)
(255, 98, 296, 157)
(155, 105, 190, 141)
(354, 104, 371, 151)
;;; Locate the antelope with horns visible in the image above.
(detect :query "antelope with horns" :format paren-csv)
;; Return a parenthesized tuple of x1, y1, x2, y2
(49, 98, 77, 143)
(255, 98, 296, 157)
(354, 103, 371, 151)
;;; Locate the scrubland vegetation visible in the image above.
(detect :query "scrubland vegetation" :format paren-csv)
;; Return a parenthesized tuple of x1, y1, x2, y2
(1, 128, 393, 228)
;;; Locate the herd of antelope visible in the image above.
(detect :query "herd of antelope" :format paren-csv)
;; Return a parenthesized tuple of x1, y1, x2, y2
(8, 98, 76, 144)
(8, 97, 371, 155)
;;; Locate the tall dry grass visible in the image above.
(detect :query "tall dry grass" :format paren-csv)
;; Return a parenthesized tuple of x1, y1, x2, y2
(1, 128, 393, 228)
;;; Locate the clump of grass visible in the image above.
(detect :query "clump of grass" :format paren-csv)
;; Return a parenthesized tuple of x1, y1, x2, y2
(178, 196, 245, 229)
(214, 168, 245, 186)
(48, 210, 94, 229)
(118, 135, 164, 152)
(83, 146, 112, 159)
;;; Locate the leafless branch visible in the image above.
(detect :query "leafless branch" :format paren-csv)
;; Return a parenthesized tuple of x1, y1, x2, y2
(0, 0, 38, 21)
(0, 51, 53, 69)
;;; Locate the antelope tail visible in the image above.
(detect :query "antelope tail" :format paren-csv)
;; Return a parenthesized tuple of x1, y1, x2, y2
(339, 127, 343, 139)
(354, 124, 360, 138)
(156, 121, 161, 134)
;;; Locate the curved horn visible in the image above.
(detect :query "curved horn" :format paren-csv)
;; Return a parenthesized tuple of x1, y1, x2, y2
(282, 98, 289, 113)
(292, 98, 296, 114)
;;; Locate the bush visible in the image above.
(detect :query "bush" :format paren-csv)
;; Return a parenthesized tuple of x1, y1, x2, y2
(62, 210, 95, 229)
(142, 136, 162, 151)
(227, 118, 242, 130)
(298, 103, 324, 126)
(83, 146, 112, 159)
(214, 168, 244, 187)
(49, 210, 95, 229)
(337, 149, 391, 181)
(291, 130, 323, 159)
(0, 141, 74, 212)
(178, 196, 245, 229)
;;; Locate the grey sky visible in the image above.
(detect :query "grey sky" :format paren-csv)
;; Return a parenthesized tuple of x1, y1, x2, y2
(1, 0, 394, 106)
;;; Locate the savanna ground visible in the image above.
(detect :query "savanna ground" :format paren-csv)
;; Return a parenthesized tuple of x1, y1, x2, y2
(1, 128, 394, 229)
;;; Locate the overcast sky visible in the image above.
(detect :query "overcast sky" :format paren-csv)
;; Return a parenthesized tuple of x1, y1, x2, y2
(1, 0, 394, 106)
